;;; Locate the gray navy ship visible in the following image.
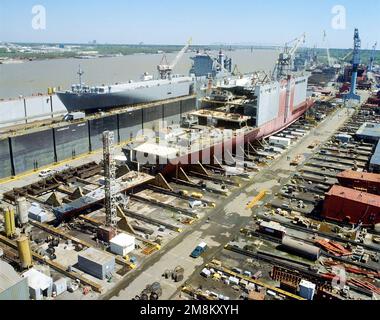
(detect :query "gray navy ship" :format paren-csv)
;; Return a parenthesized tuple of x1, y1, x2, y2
(57, 41, 195, 112)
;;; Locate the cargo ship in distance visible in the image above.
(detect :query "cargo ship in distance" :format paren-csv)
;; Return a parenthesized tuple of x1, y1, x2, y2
(57, 41, 195, 112)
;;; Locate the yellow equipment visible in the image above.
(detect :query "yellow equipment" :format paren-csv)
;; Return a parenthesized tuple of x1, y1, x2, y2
(4, 208, 16, 238)
(17, 235, 33, 269)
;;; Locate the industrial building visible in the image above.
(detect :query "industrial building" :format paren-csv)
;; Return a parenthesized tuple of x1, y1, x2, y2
(355, 122, 380, 143)
(370, 142, 380, 173)
(78, 248, 116, 280)
(322, 185, 380, 226)
(23, 268, 53, 300)
(337, 170, 380, 195)
(0, 261, 29, 300)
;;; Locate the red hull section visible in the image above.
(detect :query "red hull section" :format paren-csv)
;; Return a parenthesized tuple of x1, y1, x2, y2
(162, 98, 314, 175)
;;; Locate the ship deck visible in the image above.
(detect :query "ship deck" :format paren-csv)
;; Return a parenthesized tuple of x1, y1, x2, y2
(189, 109, 251, 124)
(128, 125, 251, 160)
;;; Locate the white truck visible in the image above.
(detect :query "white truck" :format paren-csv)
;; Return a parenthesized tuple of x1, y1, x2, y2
(269, 136, 291, 148)
(63, 112, 86, 121)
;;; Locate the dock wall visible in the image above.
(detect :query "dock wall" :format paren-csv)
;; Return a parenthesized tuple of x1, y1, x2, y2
(0, 96, 196, 179)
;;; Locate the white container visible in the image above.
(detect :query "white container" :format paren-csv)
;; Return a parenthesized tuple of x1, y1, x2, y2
(229, 276, 240, 286)
(53, 278, 67, 296)
(110, 233, 135, 257)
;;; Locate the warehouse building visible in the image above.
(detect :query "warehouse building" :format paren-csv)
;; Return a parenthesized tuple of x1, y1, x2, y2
(355, 122, 380, 143)
(322, 185, 380, 226)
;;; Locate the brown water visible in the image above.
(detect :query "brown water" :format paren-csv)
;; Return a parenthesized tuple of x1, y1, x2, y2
(0, 49, 279, 100)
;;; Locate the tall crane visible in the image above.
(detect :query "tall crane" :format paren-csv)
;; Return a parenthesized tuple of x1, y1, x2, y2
(103, 131, 117, 227)
(273, 33, 306, 80)
(344, 28, 361, 102)
(158, 38, 192, 79)
(323, 30, 332, 67)
(368, 42, 377, 72)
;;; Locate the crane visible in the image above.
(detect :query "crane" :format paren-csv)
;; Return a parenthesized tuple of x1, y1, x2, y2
(273, 33, 306, 80)
(344, 28, 361, 102)
(340, 50, 353, 63)
(158, 38, 192, 79)
(368, 42, 377, 72)
(103, 131, 117, 227)
(323, 30, 332, 67)
(208, 50, 230, 74)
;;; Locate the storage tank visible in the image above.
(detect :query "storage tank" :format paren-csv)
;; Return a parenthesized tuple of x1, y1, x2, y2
(281, 236, 321, 261)
(17, 235, 33, 269)
(16, 197, 29, 225)
(4, 208, 16, 238)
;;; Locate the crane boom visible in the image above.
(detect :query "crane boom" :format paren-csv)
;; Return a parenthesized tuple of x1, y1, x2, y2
(170, 38, 192, 70)
(288, 33, 306, 57)
(368, 42, 377, 72)
(273, 33, 306, 80)
(323, 30, 332, 67)
(158, 38, 192, 79)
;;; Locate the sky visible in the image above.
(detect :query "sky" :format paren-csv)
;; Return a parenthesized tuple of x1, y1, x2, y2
(0, 0, 379, 49)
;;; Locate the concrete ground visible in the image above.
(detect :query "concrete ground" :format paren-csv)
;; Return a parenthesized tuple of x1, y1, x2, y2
(102, 105, 356, 301)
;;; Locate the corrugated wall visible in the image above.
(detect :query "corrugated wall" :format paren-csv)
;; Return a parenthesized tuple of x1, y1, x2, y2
(10, 129, 55, 175)
(0, 94, 68, 128)
(1, 96, 195, 178)
(163, 101, 181, 126)
(142, 105, 163, 131)
(89, 115, 118, 151)
(256, 83, 280, 127)
(25, 96, 53, 121)
(0, 138, 12, 179)
(293, 76, 308, 109)
(54, 122, 89, 161)
(119, 109, 143, 142)
(0, 99, 26, 127)
(180, 97, 196, 115)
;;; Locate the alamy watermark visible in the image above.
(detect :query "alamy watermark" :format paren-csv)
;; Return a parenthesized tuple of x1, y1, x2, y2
(331, 5, 346, 30)
(32, 5, 46, 30)
(131, 122, 246, 168)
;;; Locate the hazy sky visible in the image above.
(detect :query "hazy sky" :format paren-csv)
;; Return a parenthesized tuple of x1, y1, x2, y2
(1, 0, 379, 49)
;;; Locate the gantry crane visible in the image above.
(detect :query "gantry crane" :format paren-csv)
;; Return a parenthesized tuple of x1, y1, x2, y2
(273, 33, 306, 80)
(157, 38, 192, 79)
(368, 42, 377, 72)
(344, 28, 361, 102)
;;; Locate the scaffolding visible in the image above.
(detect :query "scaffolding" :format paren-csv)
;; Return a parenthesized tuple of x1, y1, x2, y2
(103, 131, 117, 227)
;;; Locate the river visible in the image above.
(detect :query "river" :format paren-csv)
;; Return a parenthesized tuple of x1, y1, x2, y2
(0, 49, 279, 100)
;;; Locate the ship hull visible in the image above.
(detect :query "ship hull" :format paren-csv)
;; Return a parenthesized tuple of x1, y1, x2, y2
(57, 80, 193, 112)
(161, 98, 314, 176)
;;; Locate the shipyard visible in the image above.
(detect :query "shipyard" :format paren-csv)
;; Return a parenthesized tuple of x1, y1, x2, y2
(0, 1, 379, 312)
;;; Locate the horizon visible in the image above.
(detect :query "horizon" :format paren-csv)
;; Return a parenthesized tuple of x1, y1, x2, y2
(1, 0, 379, 49)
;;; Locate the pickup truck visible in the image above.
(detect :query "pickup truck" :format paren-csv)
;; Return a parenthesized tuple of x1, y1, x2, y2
(190, 242, 207, 259)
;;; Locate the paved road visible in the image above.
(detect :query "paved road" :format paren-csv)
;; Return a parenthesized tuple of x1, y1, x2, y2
(104, 106, 355, 300)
